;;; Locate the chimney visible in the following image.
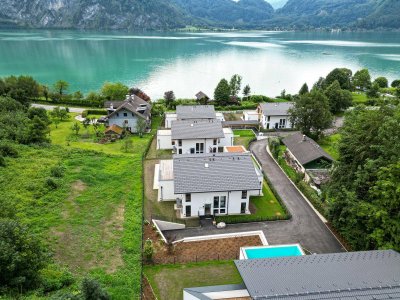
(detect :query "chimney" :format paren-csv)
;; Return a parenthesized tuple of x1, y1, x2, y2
(204, 163, 209, 168)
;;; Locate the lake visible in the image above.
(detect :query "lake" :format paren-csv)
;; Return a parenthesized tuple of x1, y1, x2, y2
(0, 30, 399, 99)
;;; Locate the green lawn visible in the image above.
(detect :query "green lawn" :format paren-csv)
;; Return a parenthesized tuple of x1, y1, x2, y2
(144, 261, 242, 300)
(318, 134, 341, 160)
(215, 182, 287, 224)
(0, 113, 161, 299)
(352, 92, 368, 104)
(233, 129, 255, 149)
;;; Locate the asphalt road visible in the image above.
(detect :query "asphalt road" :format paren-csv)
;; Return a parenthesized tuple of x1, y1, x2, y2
(31, 103, 86, 113)
(163, 139, 345, 254)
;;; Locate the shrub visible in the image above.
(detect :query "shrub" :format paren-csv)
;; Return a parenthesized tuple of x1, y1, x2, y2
(268, 137, 281, 159)
(0, 141, 19, 158)
(50, 165, 65, 178)
(0, 155, 5, 167)
(39, 265, 74, 293)
(0, 219, 48, 290)
(81, 110, 88, 118)
(81, 278, 110, 300)
(45, 177, 59, 189)
(143, 239, 154, 262)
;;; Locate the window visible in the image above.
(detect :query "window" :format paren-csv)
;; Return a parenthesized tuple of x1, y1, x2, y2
(190, 148, 195, 154)
(185, 205, 191, 217)
(178, 140, 182, 146)
(266, 123, 270, 129)
(124, 113, 128, 117)
(240, 202, 246, 214)
(220, 196, 226, 208)
(213, 139, 218, 146)
(185, 194, 191, 202)
(267, 116, 271, 122)
(132, 113, 134, 117)
(241, 191, 247, 199)
(178, 149, 182, 154)
(124, 120, 129, 125)
(116, 113, 119, 117)
(172, 141, 175, 145)
(213, 196, 227, 215)
(196, 143, 204, 154)
(213, 196, 219, 208)
(279, 119, 286, 129)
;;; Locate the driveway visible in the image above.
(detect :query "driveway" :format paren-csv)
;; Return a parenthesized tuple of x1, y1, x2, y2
(31, 103, 86, 113)
(163, 139, 345, 254)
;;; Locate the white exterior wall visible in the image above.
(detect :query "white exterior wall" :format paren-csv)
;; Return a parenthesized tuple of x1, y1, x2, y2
(183, 291, 201, 300)
(158, 179, 175, 201)
(261, 115, 292, 130)
(177, 190, 262, 218)
(157, 130, 172, 149)
(219, 129, 234, 147)
(165, 113, 177, 128)
(174, 138, 219, 155)
(107, 108, 139, 132)
(243, 111, 260, 121)
(215, 112, 225, 121)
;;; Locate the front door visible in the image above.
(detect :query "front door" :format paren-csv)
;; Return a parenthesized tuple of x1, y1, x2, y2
(240, 202, 246, 214)
(185, 205, 191, 217)
(204, 204, 211, 216)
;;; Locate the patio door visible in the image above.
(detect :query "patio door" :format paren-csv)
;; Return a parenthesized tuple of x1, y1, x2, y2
(204, 204, 211, 216)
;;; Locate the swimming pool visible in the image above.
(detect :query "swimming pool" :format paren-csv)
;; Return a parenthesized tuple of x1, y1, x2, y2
(240, 244, 305, 259)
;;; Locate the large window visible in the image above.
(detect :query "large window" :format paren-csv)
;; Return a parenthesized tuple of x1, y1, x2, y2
(278, 119, 286, 129)
(213, 139, 218, 146)
(178, 139, 182, 146)
(213, 196, 227, 215)
(241, 191, 247, 199)
(196, 143, 204, 154)
(185, 193, 191, 202)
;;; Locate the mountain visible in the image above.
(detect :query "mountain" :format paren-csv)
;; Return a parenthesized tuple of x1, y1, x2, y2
(0, 0, 399, 30)
(171, 0, 274, 28)
(0, 0, 187, 30)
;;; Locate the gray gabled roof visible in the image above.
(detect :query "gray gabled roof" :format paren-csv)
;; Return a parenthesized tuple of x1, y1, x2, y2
(174, 153, 261, 194)
(195, 91, 210, 100)
(283, 132, 334, 166)
(171, 120, 224, 140)
(235, 250, 400, 300)
(107, 95, 151, 120)
(259, 102, 294, 116)
(176, 105, 216, 120)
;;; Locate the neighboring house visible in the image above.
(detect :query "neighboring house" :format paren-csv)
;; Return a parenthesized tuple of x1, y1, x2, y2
(155, 153, 263, 218)
(195, 91, 210, 103)
(105, 95, 151, 133)
(165, 105, 225, 128)
(282, 132, 334, 189)
(158, 110, 233, 153)
(184, 250, 400, 300)
(249, 102, 294, 129)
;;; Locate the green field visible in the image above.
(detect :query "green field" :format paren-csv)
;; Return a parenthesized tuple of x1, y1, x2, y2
(0, 113, 160, 299)
(144, 261, 242, 300)
(233, 129, 255, 149)
(352, 92, 368, 104)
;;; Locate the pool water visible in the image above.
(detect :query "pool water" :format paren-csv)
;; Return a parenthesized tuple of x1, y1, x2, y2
(245, 245, 303, 259)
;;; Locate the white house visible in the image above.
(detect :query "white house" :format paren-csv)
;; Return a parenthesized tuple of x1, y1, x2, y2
(157, 120, 234, 154)
(105, 95, 151, 133)
(155, 153, 263, 218)
(165, 105, 225, 128)
(247, 102, 294, 130)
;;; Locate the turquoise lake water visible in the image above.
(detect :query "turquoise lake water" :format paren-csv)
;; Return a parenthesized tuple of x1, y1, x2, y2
(245, 245, 303, 259)
(0, 30, 399, 99)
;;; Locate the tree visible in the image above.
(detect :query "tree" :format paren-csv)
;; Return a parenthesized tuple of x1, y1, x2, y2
(299, 83, 309, 95)
(71, 122, 81, 136)
(28, 116, 50, 143)
(50, 107, 69, 128)
(391, 79, 400, 88)
(143, 239, 154, 262)
(0, 219, 47, 290)
(27, 107, 50, 126)
(54, 80, 69, 97)
(136, 118, 147, 138)
(242, 84, 251, 99)
(229, 74, 242, 98)
(324, 80, 352, 114)
(214, 79, 231, 106)
(101, 82, 129, 100)
(73, 91, 84, 100)
(81, 278, 110, 300)
(366, 82, 380, 99)
(288, 90, 333, 139)
(373, 77, 389, 88)
(352, 69, 371, 90)
(313, 77, 326, 90)
(163, 90, 176, 109)
(129, 87, 151, 102)
(325, 68, 352, 90)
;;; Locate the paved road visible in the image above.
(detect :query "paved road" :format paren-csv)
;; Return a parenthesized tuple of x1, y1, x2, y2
(164, 139, 345, 254)
(31, 103, 86, 113)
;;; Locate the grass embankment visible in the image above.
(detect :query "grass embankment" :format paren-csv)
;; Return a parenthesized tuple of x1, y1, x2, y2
(318, 134, 341, 160)
(233, 129, 256, 149)
(215, 183, 287, 224)
(0, 113, 160, 299)
(144, 261, 242, 300)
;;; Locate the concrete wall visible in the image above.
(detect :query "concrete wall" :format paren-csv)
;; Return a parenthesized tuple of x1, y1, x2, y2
(219, 129, 234, 147)
(153, 219, 185, 231)
(165, 113, 177, 128)
(243, 110, 260, 121)
(157, 130, 172, 149)
(108, 108, 139, 132)
(261, 114, 292, 129)
(158, 179, 175, 201)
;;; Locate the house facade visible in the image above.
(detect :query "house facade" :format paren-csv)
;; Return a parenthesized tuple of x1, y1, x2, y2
(105, 95, 151, 133)
(156, 153, 263, 218)
(245, 102, 294, 130)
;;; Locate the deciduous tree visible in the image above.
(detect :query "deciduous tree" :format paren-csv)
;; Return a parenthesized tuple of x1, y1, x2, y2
(352, 69, 371, 90)
(214, 79, 231, 106)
